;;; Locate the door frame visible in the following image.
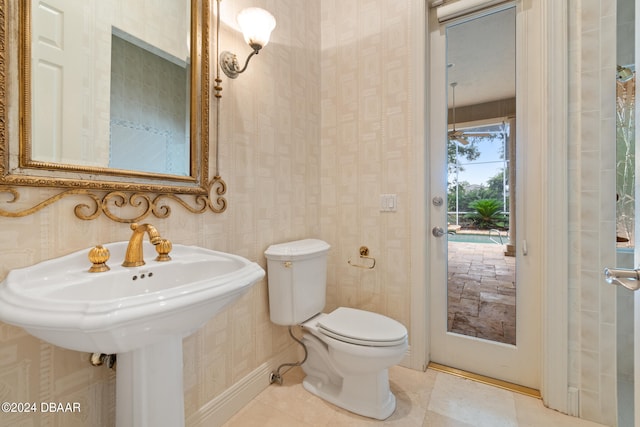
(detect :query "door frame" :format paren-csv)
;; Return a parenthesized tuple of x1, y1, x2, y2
(538, 0, 569, 413)
(408, 0, 569, 413)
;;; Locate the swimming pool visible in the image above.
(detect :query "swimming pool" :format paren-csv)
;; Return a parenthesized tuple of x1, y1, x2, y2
(448, 233, 510, 245)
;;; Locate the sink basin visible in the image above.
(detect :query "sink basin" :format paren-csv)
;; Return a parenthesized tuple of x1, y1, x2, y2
(0, 241, 265, 427)
(0, 241, 265, 354)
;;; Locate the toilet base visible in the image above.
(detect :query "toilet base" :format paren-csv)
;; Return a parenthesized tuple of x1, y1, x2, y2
(302, 373, 396, 420)
(300, 334, 397, 420)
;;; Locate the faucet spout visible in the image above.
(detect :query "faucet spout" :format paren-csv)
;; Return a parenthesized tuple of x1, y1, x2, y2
(122, 223, 162, 267)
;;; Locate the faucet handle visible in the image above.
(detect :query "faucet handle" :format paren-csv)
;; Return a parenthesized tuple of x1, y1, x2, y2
(155, 239, 172, 262)
(88, 245, 110, 273)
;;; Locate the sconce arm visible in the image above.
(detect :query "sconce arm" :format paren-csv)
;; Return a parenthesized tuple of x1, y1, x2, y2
(236, 48, 260, 74)
(220, 47, 261, 79)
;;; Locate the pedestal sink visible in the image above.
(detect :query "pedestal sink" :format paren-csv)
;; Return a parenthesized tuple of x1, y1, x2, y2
(0, 241, 265, 427)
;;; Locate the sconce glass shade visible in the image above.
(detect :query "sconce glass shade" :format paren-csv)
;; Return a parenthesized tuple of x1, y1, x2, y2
(237, 7, 276, 49)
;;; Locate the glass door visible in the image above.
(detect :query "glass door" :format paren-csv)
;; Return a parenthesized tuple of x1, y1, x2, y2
(429, 2, 540, 389)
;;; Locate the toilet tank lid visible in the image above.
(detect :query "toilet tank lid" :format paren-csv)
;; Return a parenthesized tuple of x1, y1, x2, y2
(264, 239, 330, 260)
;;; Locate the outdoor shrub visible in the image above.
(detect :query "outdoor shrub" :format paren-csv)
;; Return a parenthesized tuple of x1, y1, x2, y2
(465, 199, 507, 229)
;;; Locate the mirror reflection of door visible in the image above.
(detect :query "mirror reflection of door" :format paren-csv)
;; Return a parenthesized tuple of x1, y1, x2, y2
(109, 30, 190, 176)
(445, 6, 516, 344)
(30, 0, 191, 176)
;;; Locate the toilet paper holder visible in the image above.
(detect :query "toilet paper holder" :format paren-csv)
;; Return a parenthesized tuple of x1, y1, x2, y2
(348, 246, 376, 269)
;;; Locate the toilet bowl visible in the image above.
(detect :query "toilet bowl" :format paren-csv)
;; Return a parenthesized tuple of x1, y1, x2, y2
(300, 308, 408, 420)
(264, 239, 408, 419)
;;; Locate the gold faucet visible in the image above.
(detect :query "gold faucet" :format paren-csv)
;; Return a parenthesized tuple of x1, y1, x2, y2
(122, 223, 163, 267)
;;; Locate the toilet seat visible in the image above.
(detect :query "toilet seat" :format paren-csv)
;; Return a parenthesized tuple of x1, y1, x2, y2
(316, 307, 407, 347)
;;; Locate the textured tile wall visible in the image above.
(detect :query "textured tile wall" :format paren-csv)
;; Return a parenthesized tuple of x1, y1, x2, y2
(568, 0, 618, 425)
(319, 0, 415, 337)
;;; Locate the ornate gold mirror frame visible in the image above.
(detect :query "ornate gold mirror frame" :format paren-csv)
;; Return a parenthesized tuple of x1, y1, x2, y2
(0, 0, 226, 223)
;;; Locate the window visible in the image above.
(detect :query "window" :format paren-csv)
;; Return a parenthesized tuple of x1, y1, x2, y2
(447, 122, 510, 230)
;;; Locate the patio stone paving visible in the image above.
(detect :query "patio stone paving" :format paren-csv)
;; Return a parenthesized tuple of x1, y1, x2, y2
(447, 241, 516, 344)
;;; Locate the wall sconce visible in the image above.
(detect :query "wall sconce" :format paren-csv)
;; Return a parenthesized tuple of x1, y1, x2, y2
(219, 7, 276, 79)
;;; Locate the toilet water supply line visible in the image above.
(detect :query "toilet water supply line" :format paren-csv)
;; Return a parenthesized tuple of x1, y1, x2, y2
(269, 326, 308, 385)
(90, 352, 117, 370)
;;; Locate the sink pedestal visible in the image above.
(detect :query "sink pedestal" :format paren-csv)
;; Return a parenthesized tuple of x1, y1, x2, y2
(116, 337, 185, 427)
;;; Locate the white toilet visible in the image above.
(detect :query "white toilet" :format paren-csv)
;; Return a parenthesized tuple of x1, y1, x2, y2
(264, 239, 408, 420)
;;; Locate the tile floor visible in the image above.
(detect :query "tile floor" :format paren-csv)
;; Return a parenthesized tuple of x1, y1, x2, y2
(448, 241, 516, 344)
(222, 365, 607, 427)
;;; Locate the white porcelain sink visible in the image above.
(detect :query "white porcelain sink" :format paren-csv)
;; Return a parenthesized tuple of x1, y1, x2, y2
(0, 241, 265, 427)
(0, 241, 264, 353)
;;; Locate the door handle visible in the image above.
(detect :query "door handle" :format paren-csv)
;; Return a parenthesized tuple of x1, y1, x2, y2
(603, 267, 640, 291)
(432, 226, 445, 237)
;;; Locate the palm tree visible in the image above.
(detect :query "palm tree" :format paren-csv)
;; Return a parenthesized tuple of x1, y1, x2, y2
(465, 199, 507, 229)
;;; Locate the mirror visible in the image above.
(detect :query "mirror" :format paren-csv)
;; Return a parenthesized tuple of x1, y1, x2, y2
(0, 0, 227, 222)
(615, 0, 635, 424)
(30, 0, 191, 176)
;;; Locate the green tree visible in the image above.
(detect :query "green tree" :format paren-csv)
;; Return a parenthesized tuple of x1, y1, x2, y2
(484, 170, 509, 211)
(486, 170, 506, 198)
(447, 140, 481, 214)
(448, 140, 480, 175)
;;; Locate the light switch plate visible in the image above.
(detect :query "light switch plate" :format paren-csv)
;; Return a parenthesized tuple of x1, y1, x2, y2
(380, 194, 397, 212)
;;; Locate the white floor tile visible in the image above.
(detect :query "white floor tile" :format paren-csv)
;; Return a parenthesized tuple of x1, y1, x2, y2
(221, 366, 610, 427)
(428, 373, 517, 427)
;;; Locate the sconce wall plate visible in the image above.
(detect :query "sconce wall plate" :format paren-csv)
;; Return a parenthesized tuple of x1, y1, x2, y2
(220, 51, 240, 78)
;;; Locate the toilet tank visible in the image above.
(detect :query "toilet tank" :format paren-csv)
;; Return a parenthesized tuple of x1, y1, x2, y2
(264, 239, 330, 325)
